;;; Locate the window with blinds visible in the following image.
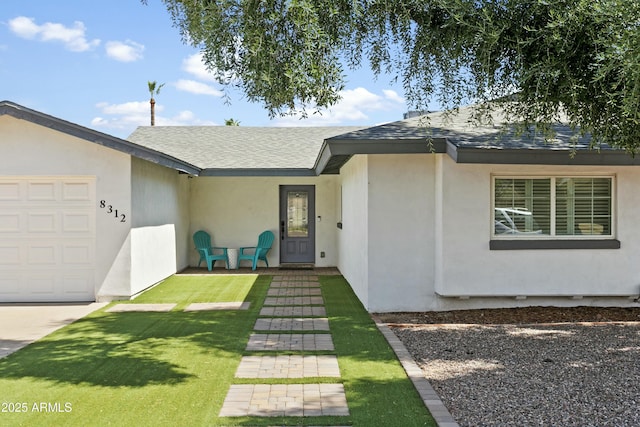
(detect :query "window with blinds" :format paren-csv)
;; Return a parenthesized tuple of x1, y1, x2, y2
(493, 176, 613, 238)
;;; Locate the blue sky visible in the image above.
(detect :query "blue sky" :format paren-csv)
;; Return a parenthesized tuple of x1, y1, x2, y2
(1, 0, 411, 138)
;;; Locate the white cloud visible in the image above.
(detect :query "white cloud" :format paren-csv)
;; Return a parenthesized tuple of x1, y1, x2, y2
(175, 79, 223, 97)
(382, 89, 405, 104)
(91, 100, 216, 133)
(90, 117, 107, 126)
(7, 16, 41, 38)
(95, 101, 152, 115)
(181, 52, 238, 83)
(154, 110, 217, 126)
(8, 16, 100, 52)
(273, 87, 406, 126)
(105, 40, 144, 62)
(182, 53, 217, 82)
(91, 101, 151, 131)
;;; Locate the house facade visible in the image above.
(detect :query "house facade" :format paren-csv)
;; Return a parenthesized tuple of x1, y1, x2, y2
(2, 100, 639, 312)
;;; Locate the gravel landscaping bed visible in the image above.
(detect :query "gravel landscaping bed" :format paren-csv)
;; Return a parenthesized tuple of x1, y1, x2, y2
(380, 307, 640, 427)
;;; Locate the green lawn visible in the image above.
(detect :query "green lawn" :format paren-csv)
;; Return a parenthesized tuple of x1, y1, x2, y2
(0, 274, 434, 426)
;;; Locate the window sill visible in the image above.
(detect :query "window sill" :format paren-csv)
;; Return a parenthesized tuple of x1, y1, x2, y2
(490, 239, 621, 250)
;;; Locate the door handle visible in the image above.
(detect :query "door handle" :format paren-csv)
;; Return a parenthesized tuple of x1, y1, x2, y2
(281, 221, 285, 240)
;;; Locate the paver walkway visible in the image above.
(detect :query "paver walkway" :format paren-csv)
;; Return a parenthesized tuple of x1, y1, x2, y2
(260, 306, 326, 316)
(246, 333, 335, 351)
(235, 355, 341, 378)
(219, 274, 350, 419)
(221, 384, 348, 417)
(263, 296, 325, 306)
(254, 317, 330, 331)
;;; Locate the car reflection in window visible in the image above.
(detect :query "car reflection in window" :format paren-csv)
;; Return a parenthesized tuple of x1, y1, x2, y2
(494, 207, 543, 235)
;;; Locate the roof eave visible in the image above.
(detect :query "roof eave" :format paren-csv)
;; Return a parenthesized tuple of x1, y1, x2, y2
(451, 146, 640, 165)
(199, 168, 317, 177)
(315, 137, 448, 174)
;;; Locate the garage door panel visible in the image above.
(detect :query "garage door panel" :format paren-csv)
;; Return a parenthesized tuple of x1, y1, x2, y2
(0, 272, 94, 301)
(0, 246, 21, 264)
(62, 181, 92, 201)
(63, 212, 92, 232)
(0, 177, 96, 302)
(28, 181, 57, 201)
(27, 244, 57, 265)
(29, 275, 56, 294)
(0, 276, 20, 294)
(0, 213, 21, 232)
(0, 181, 21, 200)
(27, 212, 57, 233)
(62, 273, 94, 294)
(63, 242, 94, 265)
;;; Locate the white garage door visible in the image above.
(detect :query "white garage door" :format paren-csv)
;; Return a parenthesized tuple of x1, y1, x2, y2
(0, 177, 96, 302)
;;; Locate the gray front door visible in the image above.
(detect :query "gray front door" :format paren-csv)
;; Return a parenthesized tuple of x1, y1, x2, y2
(279, 185, 315, 264)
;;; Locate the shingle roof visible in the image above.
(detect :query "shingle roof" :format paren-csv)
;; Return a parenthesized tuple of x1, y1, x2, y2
(128, 125, 365, 175)
(5, 99, 638, 176)
(331, 105, 593, 147)
(325, 105, 640, 166)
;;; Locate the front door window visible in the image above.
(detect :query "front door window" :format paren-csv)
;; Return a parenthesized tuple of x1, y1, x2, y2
(287, 191, 309, 238)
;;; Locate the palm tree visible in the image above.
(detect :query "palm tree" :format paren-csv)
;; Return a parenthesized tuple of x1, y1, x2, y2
(224, 118, 240, 126)
(148, 81, 165, 126)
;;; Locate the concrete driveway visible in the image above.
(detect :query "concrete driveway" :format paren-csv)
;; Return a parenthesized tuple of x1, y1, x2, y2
(0, 302, 107, 358)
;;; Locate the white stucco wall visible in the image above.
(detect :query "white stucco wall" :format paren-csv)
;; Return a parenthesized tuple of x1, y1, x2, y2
(435, 156, 640, 304)
(337, 155, 370, 308)
(338, 151, 640, 312)
(337, 154, 436, 312)
(128, 158, 190, 295)
(189, 175, 339, 268)
(366, 154, 436, 312)
(129, 225, 177, 295)
(0, 116, 132, 301)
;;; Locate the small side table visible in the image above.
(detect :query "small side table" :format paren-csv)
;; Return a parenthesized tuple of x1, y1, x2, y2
(227, 248, 239, 269)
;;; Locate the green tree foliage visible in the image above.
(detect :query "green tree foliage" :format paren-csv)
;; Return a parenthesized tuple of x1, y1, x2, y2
(149, 0, 640, 151)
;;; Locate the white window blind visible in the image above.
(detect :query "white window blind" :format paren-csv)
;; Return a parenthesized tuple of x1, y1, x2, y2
(493, 176, 613, 238)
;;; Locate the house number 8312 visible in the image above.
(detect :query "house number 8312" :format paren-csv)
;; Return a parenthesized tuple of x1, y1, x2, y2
(99, 200, 126, 223)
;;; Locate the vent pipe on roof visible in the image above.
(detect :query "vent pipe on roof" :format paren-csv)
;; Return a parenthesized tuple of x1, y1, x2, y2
(403, 110, 429, 119)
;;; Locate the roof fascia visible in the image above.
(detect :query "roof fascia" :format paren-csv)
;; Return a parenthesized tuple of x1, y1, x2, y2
(315, 137, 448, 174)
(199, 168, 317, 177)
(0, 101, 201, 175)
(451, 146, 640, 165)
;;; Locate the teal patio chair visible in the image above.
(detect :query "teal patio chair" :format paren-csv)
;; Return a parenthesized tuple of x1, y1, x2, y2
(237, 230, 274, 270)
(193, 230, 229, 271)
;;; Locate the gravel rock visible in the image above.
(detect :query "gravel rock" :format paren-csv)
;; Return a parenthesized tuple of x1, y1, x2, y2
(377, 306, 640, 325)
(386, 308, 640, 427)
